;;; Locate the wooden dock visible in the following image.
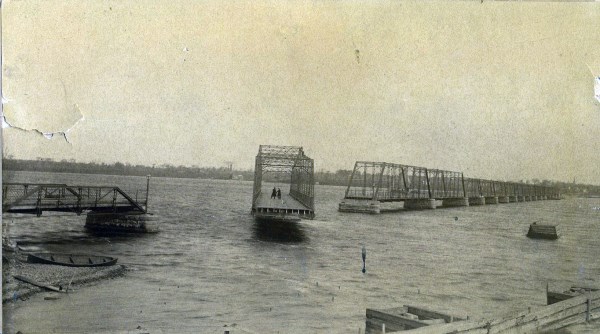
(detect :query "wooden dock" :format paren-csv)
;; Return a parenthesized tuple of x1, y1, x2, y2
(367, 289, 600, 333)
(366, 305, 465, 333)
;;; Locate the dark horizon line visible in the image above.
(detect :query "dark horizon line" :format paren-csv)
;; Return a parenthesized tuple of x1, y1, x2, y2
(2, 157, 599, 189)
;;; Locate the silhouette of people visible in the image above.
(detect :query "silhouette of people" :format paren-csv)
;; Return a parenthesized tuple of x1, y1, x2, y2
(276, 188, 281, 199)
(271, 187, 277, 199)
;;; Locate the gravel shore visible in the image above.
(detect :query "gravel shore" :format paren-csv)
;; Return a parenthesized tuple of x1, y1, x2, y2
(2, 250, 126, 304)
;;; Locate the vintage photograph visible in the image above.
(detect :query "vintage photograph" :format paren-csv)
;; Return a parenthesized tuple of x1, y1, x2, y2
(2, 1, 600, 333)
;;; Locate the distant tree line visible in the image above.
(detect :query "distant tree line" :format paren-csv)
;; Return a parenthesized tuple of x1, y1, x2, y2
(3, 158, 598, 195)
(2, 158, 353, 186)
(3, 158, 245, 180)
(518, 178, 600, 198)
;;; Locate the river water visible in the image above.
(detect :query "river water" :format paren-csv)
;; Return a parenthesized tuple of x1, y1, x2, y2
(3, 171, 600, 333)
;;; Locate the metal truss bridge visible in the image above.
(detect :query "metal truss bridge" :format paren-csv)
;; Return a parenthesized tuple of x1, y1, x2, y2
(251, 145, 315, 221)
(340, 161, 560, 213)
(3, 182, 149, 216)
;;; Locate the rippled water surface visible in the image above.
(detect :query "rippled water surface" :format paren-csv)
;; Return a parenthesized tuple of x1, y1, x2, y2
(3, 171, 600, 333)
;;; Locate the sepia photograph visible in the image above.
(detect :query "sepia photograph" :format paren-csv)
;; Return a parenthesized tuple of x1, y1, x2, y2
(2, 1, 600, 333)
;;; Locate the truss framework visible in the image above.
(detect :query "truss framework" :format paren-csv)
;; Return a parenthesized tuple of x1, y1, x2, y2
(343, 161, 560, 201)
(252, 145, 315, 212)
(3, 183, 148, 216)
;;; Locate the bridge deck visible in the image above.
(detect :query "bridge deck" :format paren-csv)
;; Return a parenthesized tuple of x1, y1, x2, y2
(252, 189, 314, 221)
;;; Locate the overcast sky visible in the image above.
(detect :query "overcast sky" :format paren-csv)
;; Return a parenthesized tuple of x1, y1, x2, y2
(2, 1, 600, 184)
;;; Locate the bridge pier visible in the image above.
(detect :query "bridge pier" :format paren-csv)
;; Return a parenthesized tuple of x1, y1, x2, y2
(338, 200, 381, 214)
(485, 196, 499, 204)
(469, 196, 485, 206)
(404, 199, 436, 210)
(524, 196, 531, 201)
(442, 197, 469, 207)
(85, 211, 158, 233)
(509, 196, 518, 203)
(498, 196, 510, 203)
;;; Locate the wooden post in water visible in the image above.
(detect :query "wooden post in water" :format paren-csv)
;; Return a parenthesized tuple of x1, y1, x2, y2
(586, 298, 591, 322)
(145, 175, 151, 211)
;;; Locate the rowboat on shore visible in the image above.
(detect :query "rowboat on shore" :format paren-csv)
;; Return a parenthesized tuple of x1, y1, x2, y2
(27, 253, 118, 267)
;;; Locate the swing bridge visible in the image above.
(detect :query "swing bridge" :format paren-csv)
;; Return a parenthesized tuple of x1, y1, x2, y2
(340, 161, 561, 213)
(251, 145, 315, 221)
(2, 176, 159, 233)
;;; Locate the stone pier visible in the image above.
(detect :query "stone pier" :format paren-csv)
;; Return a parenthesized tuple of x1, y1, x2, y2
(404, 199, 436, 210)
(525, 196, 531, 201)
(85, 211, 159, 233)
(485, 196, 499, 204)
(498, 196, 510, 203)
(509, 196, 518, 203)
(338, 200, 381, 214)
(442, 197, 469, 207)
(469, 196, 485, 206)
(517, 196, 525, 202)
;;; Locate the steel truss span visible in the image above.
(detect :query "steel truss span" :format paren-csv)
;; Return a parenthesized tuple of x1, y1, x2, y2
(252, 145, 315, 220)
(2, 183, 148, 216)
(343, 161, 560, 202)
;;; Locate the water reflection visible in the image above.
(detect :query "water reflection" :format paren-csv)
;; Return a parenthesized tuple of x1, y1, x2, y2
(253, 219, 307, 243)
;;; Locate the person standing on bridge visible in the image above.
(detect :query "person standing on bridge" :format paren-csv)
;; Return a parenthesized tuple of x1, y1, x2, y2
(271, 187, 277, 199)
(277, 188, 281, 199)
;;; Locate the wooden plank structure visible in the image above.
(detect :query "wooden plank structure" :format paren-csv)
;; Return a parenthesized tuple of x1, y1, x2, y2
(547, 285, 599, 305)
(251, 145, 315, 221)
(370, 290, 600, 334)
(366, 305, 465, 333)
